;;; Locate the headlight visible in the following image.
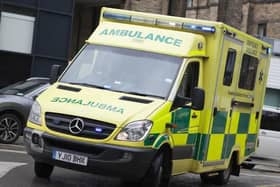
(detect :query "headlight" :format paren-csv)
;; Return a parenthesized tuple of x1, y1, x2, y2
(116, 120, 153, 142)
(28, 101, 42, 125)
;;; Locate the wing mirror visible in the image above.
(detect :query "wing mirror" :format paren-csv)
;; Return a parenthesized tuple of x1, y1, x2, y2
(191, 87, 205, 110)
(49, 65, 61, 84)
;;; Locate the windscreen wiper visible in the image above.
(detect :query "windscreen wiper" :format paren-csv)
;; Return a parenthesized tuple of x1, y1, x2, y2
(66, 82, 108, 90)
(126, 91, 164, 99)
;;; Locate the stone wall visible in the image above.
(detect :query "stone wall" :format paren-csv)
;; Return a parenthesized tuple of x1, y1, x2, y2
(125, 0, 169, 14)
(241, 2, 250, 33)
(124, 0, 280, 38)
(217, 0, 243, 29)
(247, 2, 280, 38)
(185, 0, 218, 21)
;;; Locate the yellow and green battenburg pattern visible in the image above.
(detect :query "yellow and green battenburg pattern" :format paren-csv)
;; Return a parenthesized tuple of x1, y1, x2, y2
(144, 109, 257, 162)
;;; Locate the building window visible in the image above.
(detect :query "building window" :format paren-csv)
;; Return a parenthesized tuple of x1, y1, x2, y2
(186, 0, 193, 8)
(223, 49, 237, 86)
(238, 54, 259, 90)
(257, 23, 267, 37)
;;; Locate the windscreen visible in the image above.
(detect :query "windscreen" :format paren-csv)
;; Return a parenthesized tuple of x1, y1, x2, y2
(60, 45, 182, 99)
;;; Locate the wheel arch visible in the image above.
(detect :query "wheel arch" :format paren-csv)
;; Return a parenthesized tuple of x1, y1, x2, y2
(230, 150, 240, 176)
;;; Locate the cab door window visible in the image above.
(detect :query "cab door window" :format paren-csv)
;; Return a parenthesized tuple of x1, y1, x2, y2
(177, 62, 199, 99)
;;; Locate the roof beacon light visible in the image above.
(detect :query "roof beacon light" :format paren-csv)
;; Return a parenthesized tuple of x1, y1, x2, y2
(183, 23, 216, 33)
(103, 11, 216, 34)
(156, 20, 182, 29)
(103, 12, 131, 21)
(131, 15, 156, 24)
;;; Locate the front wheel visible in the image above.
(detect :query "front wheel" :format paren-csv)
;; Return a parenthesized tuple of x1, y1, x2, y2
(34, 161, 54, 179)
(141, 151, 172, 187)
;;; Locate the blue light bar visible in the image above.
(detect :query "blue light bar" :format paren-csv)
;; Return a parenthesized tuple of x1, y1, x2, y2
(103, 12, 131, 21)
(103, 11, 216, 34)
(131, 15, 155, 24)
(183, 23, 216, 33)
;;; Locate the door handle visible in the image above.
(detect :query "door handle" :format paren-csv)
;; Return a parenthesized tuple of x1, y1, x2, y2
(192, 113, 198, 119)
(231, 100, 254, 108)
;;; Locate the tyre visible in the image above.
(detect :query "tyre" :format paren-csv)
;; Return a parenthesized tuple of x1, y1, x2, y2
(0, 113, 22, 144)
(34, 161, 54, 179)
(200, 173, 214, 184)
(200, 158, 233, 185)
(141, 150, 172, 187)
(213, 159, 233, 185)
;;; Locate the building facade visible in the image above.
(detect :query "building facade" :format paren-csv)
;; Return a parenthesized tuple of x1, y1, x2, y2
(263, 38, 280, 110)
(0, 0, 123, 87)
(125, 0, 280, 39)
(0, 0, 279, 88)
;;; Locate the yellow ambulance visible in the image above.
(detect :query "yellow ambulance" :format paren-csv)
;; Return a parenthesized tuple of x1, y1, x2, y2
(24, 7, 271, 186)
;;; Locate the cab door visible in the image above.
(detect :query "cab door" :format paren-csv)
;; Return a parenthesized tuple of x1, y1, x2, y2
(170, 59, 202, 174)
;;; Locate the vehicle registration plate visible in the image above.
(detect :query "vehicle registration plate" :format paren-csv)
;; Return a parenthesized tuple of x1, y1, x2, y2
(52, 150, 88, 166)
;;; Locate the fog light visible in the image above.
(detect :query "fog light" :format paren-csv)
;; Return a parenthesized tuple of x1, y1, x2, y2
(32, 134, 40, 145)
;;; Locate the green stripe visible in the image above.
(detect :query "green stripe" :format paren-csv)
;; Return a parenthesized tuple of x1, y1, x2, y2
(154, 135, 168, 148)
(245, 134, 257, 156)
(144, 134, 159, 146)
(171, 108, 191, 133)
(212, 111, 227, 134)
(194, 134, 209, 161)
(222, 134, 236, 159)
(237, 113, 250, 134)
(187, 134, 197, 144)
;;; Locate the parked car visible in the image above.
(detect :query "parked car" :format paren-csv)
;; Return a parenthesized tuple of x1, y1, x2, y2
(254, 107, 280, 160)
(242, 106, 280, 169)
(0, 77, 49, 144)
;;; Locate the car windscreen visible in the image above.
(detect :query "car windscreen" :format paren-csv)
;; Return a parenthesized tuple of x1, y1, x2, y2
(0, 79, 48, 96)
(260, 110, 280, 132)
(60, 45, 183, 99)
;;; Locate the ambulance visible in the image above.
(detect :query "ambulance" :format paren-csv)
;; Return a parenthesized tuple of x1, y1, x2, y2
(24, 7, 271, 186)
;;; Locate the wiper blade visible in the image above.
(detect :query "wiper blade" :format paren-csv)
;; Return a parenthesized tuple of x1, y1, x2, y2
(126, 92, 163, 99)
(66, 82, 107, 90)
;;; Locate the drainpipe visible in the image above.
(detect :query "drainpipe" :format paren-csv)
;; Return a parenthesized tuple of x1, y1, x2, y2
(196, 0, 199, 19)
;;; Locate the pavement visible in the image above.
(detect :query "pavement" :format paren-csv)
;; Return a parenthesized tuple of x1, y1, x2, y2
(0, 137, 279, 187)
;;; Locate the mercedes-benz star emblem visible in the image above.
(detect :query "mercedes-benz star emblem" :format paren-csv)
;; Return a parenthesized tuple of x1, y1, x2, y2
(69, 118, 84, 135)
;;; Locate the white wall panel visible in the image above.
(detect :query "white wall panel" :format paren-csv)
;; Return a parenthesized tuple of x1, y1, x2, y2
(0, 12, 35, 54)
(267, 56, 280, 89)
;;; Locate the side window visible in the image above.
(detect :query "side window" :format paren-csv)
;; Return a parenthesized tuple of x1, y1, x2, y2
(260, 111, 280, 132)
(223, 49, 236, 86)
(177, 62, 199, 98)
(238, 54, 259, 90)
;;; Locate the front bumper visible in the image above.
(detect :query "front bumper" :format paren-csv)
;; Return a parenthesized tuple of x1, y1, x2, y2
(24, 127, 156, 181)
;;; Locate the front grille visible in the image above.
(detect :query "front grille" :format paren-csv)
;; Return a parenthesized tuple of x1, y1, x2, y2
(45, 113, 116, 139)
